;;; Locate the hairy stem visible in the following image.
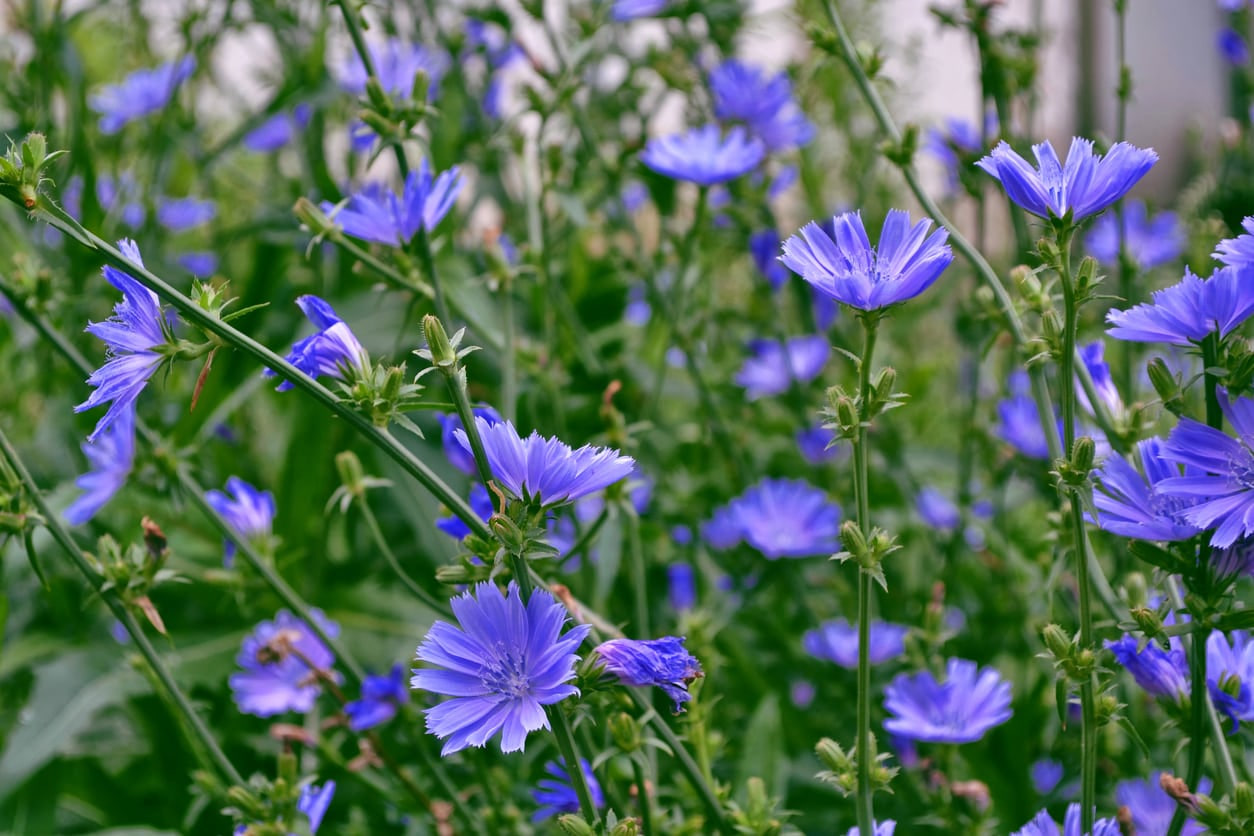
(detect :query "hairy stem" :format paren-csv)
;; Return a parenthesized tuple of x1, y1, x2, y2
(853, 316, 880, 836)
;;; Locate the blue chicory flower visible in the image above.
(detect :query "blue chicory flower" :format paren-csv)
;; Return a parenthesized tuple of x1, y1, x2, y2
(708, 59, 814, 152)
(75, 240, 171, 442)
(705, 477, 841, 559)
(843, 823, 895, 836)
(455, 417, 635, 507)
(1012, 804, 1120, 836)
(345, 664, 410, 731)
(640, 124, 765, 186)
(439, 407, 504, 475)
(206, 476, 276, 567)
(1157, 388, 1254, 547)
(611, 0, 669, 21)
(1030, 759, 1064, 796)
(668, 563, 696, 611)
(1219, 27, 1251, 64)
(916, 487, 961, 532)
(925, 115, 989, 194)
(1078, 340, 1125, 419)
(996, 372, 1054, 460)
(977, 136, 1157, 222)
(781, 209, 953, 311)
(296, 781, 335, 835)
(156, 197, 216, 232)
(1093, 438, 1202, 541)
(321, 160, 463, 247)
(90, 56, 196, 134)
(735, 336, 830, 400)
(64, 403, 137, 525)
(1106, 265, 1254, 345)
(1214, 216, 1254, 268)
(1084, 200, 1182, 270)
(1105, 634, 1190, 703)
(594, 636, 703, 712)
(1115, 772, 1210, 836)
(436, 483, 494, 540)
(532, 759, 604, 822)
(797, 424, 842, 465)
(177, 252, 218, 276)
(883, 658, 1013, 743)
(338, 38, 448, 100)
(244, 103, 313, 152)
(620, 181, 649, 214)
(1207, 629, 1254, 731)
(750, 229, 790, 290)
(267, 295, 371, 390)
(411, 581, 590, 754)
(803, 618, 909, 668)
(230, 609, 340, 717)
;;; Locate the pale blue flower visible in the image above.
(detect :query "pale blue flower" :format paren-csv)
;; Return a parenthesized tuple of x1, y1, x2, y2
(321, 160, 463, 247)
(244, 104, 312, 152)
(640, 125, 765, 186)
(1012, 804, 1120, 836)
(267, 295, 371, 390)
(230, 609, 340, 717)
(532, 759, 603, 822)
(338, 39, 448, 101)
(735, 336, 829, 400)
(345, 664, 409, 731)
(206, 477, 276, 567)
(65, 403, 136, 525)
(804, 618, 908, 668)
(90, 57, 195, 134)
(883, 658, 1013, 743)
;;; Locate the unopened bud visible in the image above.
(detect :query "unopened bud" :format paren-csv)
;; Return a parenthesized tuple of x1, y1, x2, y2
(1125, 572, 1149, 609)
(609, 818, 640, 836)
(365, 77, 391, 112)
(422, 314, 458, 370)
(381, 365, 404, 403)
(815, 737, 852, 772)
(1146, 357, 1184, 415)
(1235, 781, 1254, 817)
(1041, 309, 1063, 347)
(1070, 436, 1095, 474)
(226, 786, 265, 818)
(872, 366, 896, 401)
(1130, 605, 1163, 637)
(834, 395, 859, 436)
(409, 70, 430, 106)
(293, 197, 337, 237)
(556, 814, 596, 836)
(838, 521, 868, 563)
(610, 712, 641, 752)
(490, 513, 528, 554)
(1042, 623, 1074, 660)
(336, 451, 367, 499)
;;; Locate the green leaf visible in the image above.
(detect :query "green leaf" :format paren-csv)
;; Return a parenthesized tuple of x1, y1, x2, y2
(734, 695, 785, 803)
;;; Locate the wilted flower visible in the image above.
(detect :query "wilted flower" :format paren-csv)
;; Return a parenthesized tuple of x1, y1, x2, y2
(640, 124, 765, 186)
(916, 487, 960, 532)
(64, 403, 136, 525)
(883, 658, 1013, 743)
(803, 618, 909, 668)
(705, 477, 841, 559)
(1011, 804, 1120, 836)
(1084, 200, 1182, 271)
(230, 609, 340, 717)
(321, 160, 463, 247)
(532, 759, 604, 822)
(337, 38, 449, 100)
(345, 664, 409, 731)
(243, 104, 312, 152)
(1105, 634, 1189, 703)
(156, 197, 215, 232)
(90, 57, 196, 134)
(439, 407, 503, 475)
(594, 636, 703, 712)
(1106, 266, 1254, 345)
(1116, 772, 1210, 835)
(708, 59, 813, 152)
(411, 582, 590, 754)
(735, 336, 830, 400)
(75, 240, 171, 442)
(267, 295, 371, 390)
(781, 209, 953, 311)
(206, 476, 276, 567)
(455, 418, 635, 507)
(976, 137, 1157, 222)
(1092, 438, 1201, 541)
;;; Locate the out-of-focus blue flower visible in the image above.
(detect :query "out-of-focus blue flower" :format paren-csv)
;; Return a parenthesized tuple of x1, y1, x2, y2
(267, 295, 371, 390)
(843, 823, 895, 836)
(668, 563, 696, 611)
(412, 582, 589, 754)
(735, 336, 829, 400)
(977, 137, 1157, 222)
(1093, 438, 1201, 541)
(230, 609, 340, 717)
(1105, 634, 1189, 703)
(157, 197, 215, 232)
(455, 418, 635, 508)
(916, 487, 960, 531)
(1116, 772, 1210, 835)
(1215, 216, 1254, 268)
(671, 525, 693, 545)
(322, 161, 463, 247)
(926, 115, 988, 193)
(96, 173, 145, 229)
(296, 781, 335, 834)
(1158, 388, 1254, 547)
(708, 59, 813, 152)
(1207, 629, 1254, 731)
(883, 658, 1013, 743)
(464, 19, 524, 68)
(612, 0, 669, 21)
(1220, 0, 1247, 10)
(1212, 538, 1254, 582)
(1084, 201, 1182, 270)
(640, 124, 765, 186)
(1219, 27, 1251, 64)
(206, 476, 276, 567)
(803, 618, 909, 668)
(996, 373, 1054, 460)
(750, 229, 790, 290)
(782, 209, 953, 311)
(177, 252, 218, 276)
(595, 636, 703, 712)
(797, 424, 842, 465)
(439, 407, 503, 475)
(1030, 758, 1064, 796)
(769, 164, 799, 199)
(75, 240, 170, 442)
(624, 284, 651, 326)
(621, 181, 649, 214)
(65, 403, 136, 525)
(345, 664, 409, 731)
(90, 56, 195, 134)
(1107, 266, 1254, 345)
(338, 39, 448, 100)
(244, 103, 312, 152)
(436, 483, 494, 540)
(706, 477, 841, 559)
(1078, 340, 1125, 419)
(1012, 804, 1120, 836)
(791, 680, 816, 708)
(531, 758, 603, 822)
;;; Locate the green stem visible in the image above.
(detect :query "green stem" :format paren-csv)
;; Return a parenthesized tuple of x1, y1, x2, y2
(562, 508, 608, 573)
(624, 503, 650, 637)
(509, 550, 536, 602)
(440, 359, 496, 490)
(0, 424, 244, 789)
(549, 706, 598, 825)
(632, 756, 656, 836)
(355, 495, 452, 616)
(334, 233, 434, 299)
(853, 316, 879, 836)
(410, 227, 452, 330)
(502, 276, 518, 423)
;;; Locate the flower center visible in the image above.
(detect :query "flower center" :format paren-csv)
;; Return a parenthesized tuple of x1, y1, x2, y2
(1230, 449, 1254, 490)
(1149, 491, 1193, 523)
(479, 643, 531, 698)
